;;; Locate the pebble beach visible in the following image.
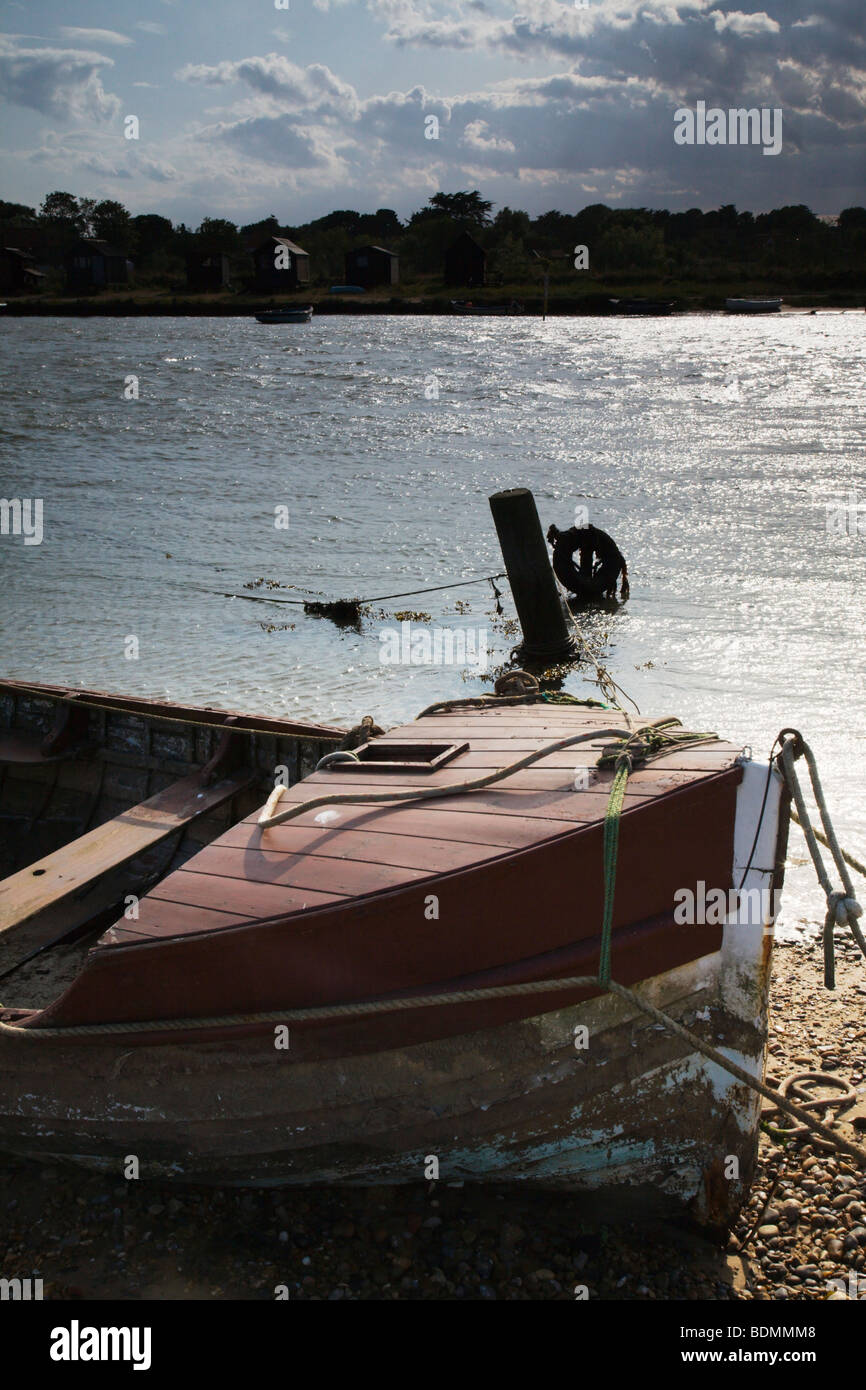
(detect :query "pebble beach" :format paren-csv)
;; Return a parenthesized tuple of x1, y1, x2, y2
(2, 935, 863, 1303)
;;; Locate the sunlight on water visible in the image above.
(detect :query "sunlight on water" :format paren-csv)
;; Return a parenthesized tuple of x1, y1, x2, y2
(1, 312, 864, 932)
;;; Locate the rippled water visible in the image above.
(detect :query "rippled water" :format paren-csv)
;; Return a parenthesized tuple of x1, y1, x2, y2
(1, 312, 864, 931)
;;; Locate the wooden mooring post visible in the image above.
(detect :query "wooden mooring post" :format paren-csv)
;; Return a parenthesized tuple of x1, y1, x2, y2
(489, 488, 577, 663)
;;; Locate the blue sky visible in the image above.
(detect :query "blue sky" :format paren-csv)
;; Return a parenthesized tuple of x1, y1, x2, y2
(1, 0, 864, 226)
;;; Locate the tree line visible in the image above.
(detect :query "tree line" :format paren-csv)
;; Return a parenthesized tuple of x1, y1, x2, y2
(2, 189, 865, 293)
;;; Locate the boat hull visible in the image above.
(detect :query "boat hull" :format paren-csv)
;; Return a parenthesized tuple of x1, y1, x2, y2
(725, 298, 782, 314)
(0, 758, 786, 1231)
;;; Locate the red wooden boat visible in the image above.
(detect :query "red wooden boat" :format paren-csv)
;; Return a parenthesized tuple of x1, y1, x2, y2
(0, 678, 789, 1231)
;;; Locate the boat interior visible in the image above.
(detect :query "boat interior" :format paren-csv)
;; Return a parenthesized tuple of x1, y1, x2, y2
(0, 680, 344, 1010)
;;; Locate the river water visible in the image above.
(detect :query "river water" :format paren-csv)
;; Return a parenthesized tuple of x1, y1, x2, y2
(1, 312, 864, 932)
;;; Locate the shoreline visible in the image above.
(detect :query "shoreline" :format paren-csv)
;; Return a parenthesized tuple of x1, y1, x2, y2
(2, 935, 863, 1301)
(2, 293, 864, 319)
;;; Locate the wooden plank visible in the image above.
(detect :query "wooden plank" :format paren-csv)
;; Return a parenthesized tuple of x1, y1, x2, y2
(0, 769, 255, 934)
(181, 843, 432, 896)
(224, 803, 577, 851)
(102, 895, 255, 939)
(215, 822, 504, 873)
(0, 678, 347, 742)
(242, 771, 701, 825)
(102, 899, 258, 943)
(147, 867, 345, 918)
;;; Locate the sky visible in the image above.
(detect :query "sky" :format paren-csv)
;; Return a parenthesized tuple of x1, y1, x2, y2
(0, 0, 864, 227)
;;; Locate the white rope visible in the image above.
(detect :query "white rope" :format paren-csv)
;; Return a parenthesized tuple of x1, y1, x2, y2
(779, 733, 866, 986)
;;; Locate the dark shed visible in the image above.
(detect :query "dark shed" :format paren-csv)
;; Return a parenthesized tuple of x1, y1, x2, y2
(186, 253, 231, 292)
(65, 240, 133, 292)
(0, 247, 45, 295)
(253, 236, 310, 292)
(444, 231, 486, 287)
(345, 245, 399, 288)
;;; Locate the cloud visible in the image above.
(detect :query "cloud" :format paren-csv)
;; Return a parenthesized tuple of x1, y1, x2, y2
(58, 27, 133, 47)
(709, 10, 780, 36)
(135, 21, 168, 36)
(0, 35, 122, 120)
(177, 53, 359, 117)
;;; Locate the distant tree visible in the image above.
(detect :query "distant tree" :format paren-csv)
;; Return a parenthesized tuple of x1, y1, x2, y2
(597, 223, 664, 273)
(91, 199, 133, 246)
(573, 204, 613, 243)
(0, 199, 36, 222)
(356, 208, 402, 240)
(492, 207, 531, 244)
(195, 217, 240, 253)
(756, 205, 817, 237)
(666, 208, 706, 242)
(489, 232, 528, 283)
(838, 207, 866, 234)
(132, 214, 174, 259)
(240, 214, 280, 246)
(412, 191, 492, 229)
(40, 191, 84, 228)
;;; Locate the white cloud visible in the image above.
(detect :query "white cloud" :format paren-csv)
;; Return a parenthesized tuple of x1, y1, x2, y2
(177, 53, 360, 117)
(58, 27, 133, 47)
(135, 22, 168, 36)
(0, 35, 122, 120)
(709, 10, 780, 37)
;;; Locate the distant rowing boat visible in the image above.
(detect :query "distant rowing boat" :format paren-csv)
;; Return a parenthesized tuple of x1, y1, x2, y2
(450, 300, 524, 316)
(609, 298, 676, 316)
(725, 298, 782, 314)
(255, 306, 314, 324)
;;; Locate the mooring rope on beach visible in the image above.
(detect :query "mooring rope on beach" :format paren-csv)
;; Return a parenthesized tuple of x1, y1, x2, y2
(777, 730, 866, 986)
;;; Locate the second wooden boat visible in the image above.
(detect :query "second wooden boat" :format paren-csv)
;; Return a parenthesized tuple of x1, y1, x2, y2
(725, 298, 782, 314)
(255, 306, 314, 323)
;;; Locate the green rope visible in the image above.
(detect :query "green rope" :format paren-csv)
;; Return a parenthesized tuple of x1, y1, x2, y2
(541, 692, 609, 709)
(599, 756, 631, 987)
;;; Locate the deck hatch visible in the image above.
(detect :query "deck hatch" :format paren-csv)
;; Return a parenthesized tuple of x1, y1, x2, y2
(344, 740, 469, 773)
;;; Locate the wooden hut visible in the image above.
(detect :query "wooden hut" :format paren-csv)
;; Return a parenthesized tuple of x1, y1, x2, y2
(0, 247, 45, 295)
(186, 253, 231, 293)
(253, 236, 310, 292)
(65, 240, 133, 292)
(345, 245, 399, 288)
(444, 231, 486, 287)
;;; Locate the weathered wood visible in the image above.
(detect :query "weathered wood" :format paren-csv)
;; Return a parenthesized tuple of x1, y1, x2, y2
(0, 769, 255, 934)
(489, 488, 576, 660)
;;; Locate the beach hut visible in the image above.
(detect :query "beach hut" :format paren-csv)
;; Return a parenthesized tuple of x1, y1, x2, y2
(253, 236, 310, 292)
(65, 240, 133, 292)
(345, 245, 399, 288)
(444, 231, 486, 287)
(0, 247, 45, 295)
(186, 253, 231, 292)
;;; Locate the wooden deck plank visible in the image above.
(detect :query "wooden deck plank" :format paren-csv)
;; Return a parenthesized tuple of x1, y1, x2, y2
(181, 844, 432, 896)
(102, 899, 257, 943)
(214, 822, 513, 871)
(147, 868, 345, 918)
(0, 770, 254, 934)
(241, 771, 705, 825)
